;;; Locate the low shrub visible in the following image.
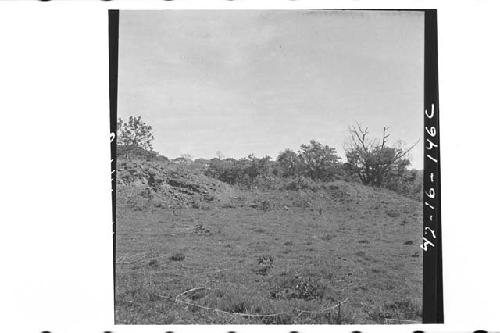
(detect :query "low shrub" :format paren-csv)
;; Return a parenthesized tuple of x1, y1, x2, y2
(253, 255, 274, 276)
(270, 273, 327, 300)
(282, 177, 319, 191)
(368, 299, 422, 324)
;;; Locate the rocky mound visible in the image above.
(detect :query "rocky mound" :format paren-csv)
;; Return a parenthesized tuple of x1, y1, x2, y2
(116, 157, 419, 214)
(116, 159, 236, 210)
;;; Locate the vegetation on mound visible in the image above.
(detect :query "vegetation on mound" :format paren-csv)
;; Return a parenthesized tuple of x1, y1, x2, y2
(116, 116, 422, 200)
(116, 159, 236, 209)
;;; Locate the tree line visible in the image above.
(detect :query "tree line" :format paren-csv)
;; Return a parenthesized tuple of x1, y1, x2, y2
(117, 116, 421, 197)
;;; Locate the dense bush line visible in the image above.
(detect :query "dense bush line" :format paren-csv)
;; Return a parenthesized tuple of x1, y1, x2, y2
(116, 116, 422, 199)
(203, 139, 421, 199)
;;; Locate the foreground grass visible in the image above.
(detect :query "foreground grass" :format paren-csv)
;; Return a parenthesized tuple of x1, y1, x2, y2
(115, 185, 422, 324)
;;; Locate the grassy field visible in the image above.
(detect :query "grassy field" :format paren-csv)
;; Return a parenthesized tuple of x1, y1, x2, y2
(115, 171, 422, 324)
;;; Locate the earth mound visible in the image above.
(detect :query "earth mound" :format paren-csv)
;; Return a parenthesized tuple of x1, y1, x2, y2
(117, 159, 236, 210)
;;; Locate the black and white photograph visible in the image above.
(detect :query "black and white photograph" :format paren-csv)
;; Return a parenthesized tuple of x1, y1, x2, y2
(5, 1, 500, 332)
(113, 10, 428, 325)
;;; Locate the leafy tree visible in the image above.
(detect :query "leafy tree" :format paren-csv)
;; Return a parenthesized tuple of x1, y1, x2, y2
(117, 116, 154, 158)
(205, 155, 275, 188)
(277, 149, 301, 177)
(246, 154, 273, 181)
(298, 140, 340, 181)
(205, 158, 240, 185)
(345, 123, 417, 187)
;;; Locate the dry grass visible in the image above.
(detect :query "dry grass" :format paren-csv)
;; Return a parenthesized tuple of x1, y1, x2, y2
(115, 181, 422, 324)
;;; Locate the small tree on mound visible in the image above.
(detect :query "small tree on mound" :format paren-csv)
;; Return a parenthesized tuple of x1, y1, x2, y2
(345, 123, 417, 187)
(298, 140, 340, 181)
(117, 116, 154, 158)
(277, 149, 301, 177)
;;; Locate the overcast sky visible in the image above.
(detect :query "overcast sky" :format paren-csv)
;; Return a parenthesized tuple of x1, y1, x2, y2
(118, 10, 424, 169)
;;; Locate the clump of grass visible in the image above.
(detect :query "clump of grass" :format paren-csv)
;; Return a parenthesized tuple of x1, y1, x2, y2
(186, 288, 209, 301)
(291, 198, 313, 208)
(284, 241, 293, 246)
(221, 202, 236, 209)
(249, 200, 272, 211)
(253, 255, 274, 276)
(320, 233, 334, 241)
(270, 273, 327, 300)
(261, 200, 271, 211)
(148, 259, 159, 268)
(368, 299, 422, 324)
(193, 224, 211, 235)
(206, 287, 275, 318)
(257, 255, 274, 265)
(170, 253, 185, 261)
(386, 209, 400, 217)
(253, 227, 266, 234)
(282, 177, 319, 192)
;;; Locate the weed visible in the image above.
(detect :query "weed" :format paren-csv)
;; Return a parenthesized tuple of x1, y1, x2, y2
(254, 255, 274, 276)
(193, 224, 211, 235)
(257, 254, 274, 265)
(148, 259, 159, 268)
(170, 253, 185, 261)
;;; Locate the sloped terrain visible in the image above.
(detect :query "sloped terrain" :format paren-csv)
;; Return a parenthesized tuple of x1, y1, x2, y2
(115, 159, 423, 324)
(117, 159, 237, 210)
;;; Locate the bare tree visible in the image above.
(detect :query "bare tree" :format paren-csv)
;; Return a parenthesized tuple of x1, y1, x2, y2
(345, 123, 417, 186)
